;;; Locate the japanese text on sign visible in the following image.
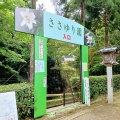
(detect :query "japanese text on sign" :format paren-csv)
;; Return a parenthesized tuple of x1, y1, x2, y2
(39, 40, 43, 59)
(44, 11, 84, 45)
(84, 77, 90, 106)
(35, 60, 44, 73)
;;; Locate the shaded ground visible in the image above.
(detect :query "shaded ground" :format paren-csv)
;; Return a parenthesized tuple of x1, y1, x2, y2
(56, 91, 120, 120)
(37, 91, 120, 120)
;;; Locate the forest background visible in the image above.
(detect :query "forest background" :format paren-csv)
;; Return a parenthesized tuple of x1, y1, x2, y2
(0, 0, 120, 93)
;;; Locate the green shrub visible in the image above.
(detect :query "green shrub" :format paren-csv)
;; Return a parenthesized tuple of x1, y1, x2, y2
(0, 75, 120, 119)
(113, 75, 120, 91)
(70, 77, 80, 92)
(70, 75, 120, 99)
(89, 76, 107, 99)
(0, 82, 34, 120)
(90, 75, 120, 99)
(90, 64, 106, 76)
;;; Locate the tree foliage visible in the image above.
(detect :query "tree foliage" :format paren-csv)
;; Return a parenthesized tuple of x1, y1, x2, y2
(57, 0, 120, 75)
(0, 0, 120, 86)
(0, 0, 31, 84)
(47, 56, 66, 94)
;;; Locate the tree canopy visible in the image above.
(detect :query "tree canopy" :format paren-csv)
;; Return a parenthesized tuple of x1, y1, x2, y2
(0, 0, 120, 85)
(51, 0, 120, 75)
(0, 0, 31, 84)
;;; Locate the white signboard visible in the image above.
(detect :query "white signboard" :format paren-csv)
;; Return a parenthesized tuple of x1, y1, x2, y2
(43, 77, 47, 87)
(35, 60, 44, 73)
(0, 91, 18, 120)
(84, 77, 90, 106)
(82, 62, 88, 71)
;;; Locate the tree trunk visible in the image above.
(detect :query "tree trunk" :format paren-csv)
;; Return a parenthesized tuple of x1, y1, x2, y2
(29, 0, 36, 84)
(32, 0, 36, 8)
(66, 71, 75, 103)
(81, 0, 85, 25)
(105, 8, 109, 47)
(29, 35, 34, 84)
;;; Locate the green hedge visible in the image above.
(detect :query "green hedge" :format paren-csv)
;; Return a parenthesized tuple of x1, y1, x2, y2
(0, 83, 34, 120)
(70, 75, 120, 99)
(90, 75, 120, 99)
(0, 75, 120, 119)
(89, 76, 107, 99)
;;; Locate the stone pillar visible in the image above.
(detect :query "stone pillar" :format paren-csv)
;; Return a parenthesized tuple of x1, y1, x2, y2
(107, 64, 113, 104)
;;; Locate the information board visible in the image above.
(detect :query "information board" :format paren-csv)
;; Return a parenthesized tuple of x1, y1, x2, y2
(84, 77, 90, 106)
(0, 91, 18, 120)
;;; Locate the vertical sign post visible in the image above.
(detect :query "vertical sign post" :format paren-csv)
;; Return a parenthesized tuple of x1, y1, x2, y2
(84, 77, 90, 106)
(34, 36, 47, 118)
(81, 46, 89, 104)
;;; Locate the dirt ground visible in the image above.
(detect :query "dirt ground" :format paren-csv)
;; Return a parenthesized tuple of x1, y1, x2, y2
(56, 91, 120, 120)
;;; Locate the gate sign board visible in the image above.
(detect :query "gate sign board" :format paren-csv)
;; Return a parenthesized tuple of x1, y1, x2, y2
(15, 8, 43, 36)
(15, 8, 84, 45)
(0, 91, 18, 120)
(84, 27, 96, 47)
(15, 8, 96, 47)
(15, 8, 96, 46)
(44, 12, 84, 45)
